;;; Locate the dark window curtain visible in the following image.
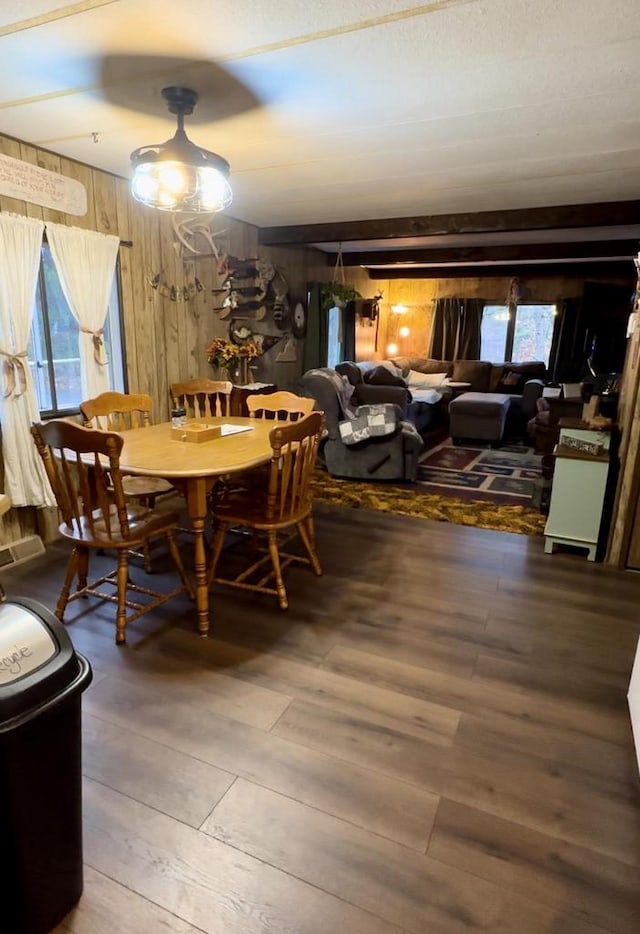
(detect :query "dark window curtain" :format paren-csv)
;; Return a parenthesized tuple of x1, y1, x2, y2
(429, 297, 484, 360)
(343, 301, 356, 362)
(303, 282, 328, 371)
(549, 297, 584, 381)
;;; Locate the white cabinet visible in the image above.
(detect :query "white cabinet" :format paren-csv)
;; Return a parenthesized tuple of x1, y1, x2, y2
(544, 426, 611, 561)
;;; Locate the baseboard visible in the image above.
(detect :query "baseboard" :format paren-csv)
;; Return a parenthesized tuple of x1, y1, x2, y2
(0, 534, 45, 569)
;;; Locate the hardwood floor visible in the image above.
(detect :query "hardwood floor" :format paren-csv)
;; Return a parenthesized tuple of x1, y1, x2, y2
(3, 503, 639, 933)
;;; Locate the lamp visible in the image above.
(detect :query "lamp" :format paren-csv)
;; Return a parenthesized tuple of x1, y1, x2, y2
(130, 87, 232, 213)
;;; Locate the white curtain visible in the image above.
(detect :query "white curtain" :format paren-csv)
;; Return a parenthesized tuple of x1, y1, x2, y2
(0, 213, 54, 507)
(46, 223, 120, 401)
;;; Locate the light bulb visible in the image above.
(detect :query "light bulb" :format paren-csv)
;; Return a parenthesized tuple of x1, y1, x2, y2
(399, 326, 410, 338)
(387, 342, 399, 355)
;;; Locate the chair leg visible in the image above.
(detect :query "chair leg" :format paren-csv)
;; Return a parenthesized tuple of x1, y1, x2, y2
(115, 549, 129, 645)
(142, 541, 153, 574)
(140, 494, 156, 574)
(77, 547, 89, 593)
(164, 530, 195, 600)
(206, 525, 228, 587)
(56, 547, 80, 620)
(267, 530, 288, 610)
(305, 513, 317, 546)
(298, 520, 322, 576)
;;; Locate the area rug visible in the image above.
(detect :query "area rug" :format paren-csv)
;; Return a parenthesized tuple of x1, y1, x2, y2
(418, 440, 543, 506)
(311, 469, 546, 536)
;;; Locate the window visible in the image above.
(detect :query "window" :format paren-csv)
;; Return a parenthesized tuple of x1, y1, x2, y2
(481, 303, 555, 365)
(326, 305, 343, 369)
(27, 245, 125, 415)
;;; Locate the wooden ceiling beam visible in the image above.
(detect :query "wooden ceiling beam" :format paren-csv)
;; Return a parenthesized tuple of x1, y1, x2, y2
(330, 240, 640, 267)
(367, 261, 636, 280)
(259, 200, 640, 245)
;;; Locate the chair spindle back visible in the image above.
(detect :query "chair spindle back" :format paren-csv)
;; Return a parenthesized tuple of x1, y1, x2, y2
(247, 391, 315, 422)
(266, 412, 323, 523)
(32, 419, 130, 541)
(80, 391, 152, 431)
(170, 379, 232, 419)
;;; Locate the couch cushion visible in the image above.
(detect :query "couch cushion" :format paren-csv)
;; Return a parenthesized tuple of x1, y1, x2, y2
(389, 356, 412, 377)
(451, 360, 493, 392)
(408, 369, 448, 389)
(364, 364, 407, 387)
(392, 356, 454, 377)
(489, 361, 547, 390)
(508, 360, 547, 381)
(489, 364, 506, 392)
(335, 361, 363, 386)
(495, 368, 528, 394)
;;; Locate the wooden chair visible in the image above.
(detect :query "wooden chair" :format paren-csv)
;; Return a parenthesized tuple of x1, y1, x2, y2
(170, 379, 232, 418)
(247, 391, 314, 422)
(31, 419, 194, 645)
(207, 411, 324, 609)
(80, 391, 175, 571)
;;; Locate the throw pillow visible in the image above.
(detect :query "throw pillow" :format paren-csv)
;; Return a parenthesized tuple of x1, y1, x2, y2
(407, 357, 454, 376)
(451, 360, 492, 392)
(407, 370, 448, 389)
(495, 369, 527, 394)
(364, 365, 407, 387)
(379, 360, 405, 379)
(335, 361, 363, 386)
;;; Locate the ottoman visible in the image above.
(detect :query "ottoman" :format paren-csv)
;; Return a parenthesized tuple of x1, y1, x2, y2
(449, 391, 512, 443)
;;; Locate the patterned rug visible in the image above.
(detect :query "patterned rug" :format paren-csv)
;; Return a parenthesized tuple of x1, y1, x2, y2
(418, 441, 543, 505)
(311, 468, 546, 536)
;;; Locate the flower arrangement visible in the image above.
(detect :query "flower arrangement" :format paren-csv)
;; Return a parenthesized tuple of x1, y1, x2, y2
(206, 337, 261, 370)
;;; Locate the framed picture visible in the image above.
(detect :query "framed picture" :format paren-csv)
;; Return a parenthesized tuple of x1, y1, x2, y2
(291, 299, 308, 339)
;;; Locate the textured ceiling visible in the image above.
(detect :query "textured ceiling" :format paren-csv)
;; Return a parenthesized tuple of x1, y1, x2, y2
(1, 0, 639, 266)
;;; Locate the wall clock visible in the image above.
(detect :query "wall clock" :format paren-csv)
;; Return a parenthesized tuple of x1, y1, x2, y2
(291, 300, 308, 339)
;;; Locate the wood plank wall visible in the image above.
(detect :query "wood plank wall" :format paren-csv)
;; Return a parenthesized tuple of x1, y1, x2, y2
(0, 133, 326, 545)
(2, 132, 638, 568)
(347, 273, 634, 364)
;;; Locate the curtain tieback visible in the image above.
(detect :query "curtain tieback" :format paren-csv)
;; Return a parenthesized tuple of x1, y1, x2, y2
(0, 349, 28, 398)
(80, 327, 107, 366)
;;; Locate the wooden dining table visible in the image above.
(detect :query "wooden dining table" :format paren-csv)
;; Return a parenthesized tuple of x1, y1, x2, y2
(117, 416, 274, 637)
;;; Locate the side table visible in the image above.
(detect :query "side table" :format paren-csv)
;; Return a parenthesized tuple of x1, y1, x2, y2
(446, 381, 472, 398)
(230, 382, 277, 417)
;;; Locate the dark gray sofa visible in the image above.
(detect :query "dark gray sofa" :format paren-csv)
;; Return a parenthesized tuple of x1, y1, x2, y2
(389, 355, 546, 437)
(299, 368, 423, 481)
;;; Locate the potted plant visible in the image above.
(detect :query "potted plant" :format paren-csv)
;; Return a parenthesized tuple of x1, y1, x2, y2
(319, 281, 362, 312)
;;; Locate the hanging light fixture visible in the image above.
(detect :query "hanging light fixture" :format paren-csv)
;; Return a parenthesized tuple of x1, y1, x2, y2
(130, 86, 232, 213)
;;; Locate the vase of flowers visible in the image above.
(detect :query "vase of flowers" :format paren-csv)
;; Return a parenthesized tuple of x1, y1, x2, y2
(206, 337, 261, 385)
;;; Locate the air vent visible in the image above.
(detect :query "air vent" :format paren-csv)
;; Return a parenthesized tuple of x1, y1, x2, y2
(0, 535, 45, 570)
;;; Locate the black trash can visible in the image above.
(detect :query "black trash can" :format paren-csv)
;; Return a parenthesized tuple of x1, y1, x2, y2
(0, 596, 92, 934)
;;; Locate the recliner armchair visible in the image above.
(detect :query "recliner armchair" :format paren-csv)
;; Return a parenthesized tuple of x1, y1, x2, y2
(299, 368, 423, 481)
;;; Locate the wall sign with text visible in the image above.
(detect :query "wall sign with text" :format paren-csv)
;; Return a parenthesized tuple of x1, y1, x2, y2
(0, 153, 87, 216)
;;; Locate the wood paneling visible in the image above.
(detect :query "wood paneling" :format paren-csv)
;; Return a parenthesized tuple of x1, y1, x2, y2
(0, 133, 325, 542)
(258, 200, 640, 246)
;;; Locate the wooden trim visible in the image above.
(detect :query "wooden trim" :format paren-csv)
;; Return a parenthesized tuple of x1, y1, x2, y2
(259, 200, 640, 246)
(367, 261, 636, 280)
(331, 241, 640, 267)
